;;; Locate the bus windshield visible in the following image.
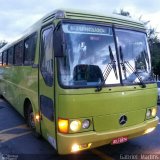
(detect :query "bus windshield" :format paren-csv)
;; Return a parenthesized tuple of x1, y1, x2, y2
(115, 29, 152, 85)
(58, 23, 152, 87)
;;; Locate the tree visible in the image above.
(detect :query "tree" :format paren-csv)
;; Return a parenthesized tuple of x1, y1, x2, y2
(114, 9, 131, 17)
(0, 40, 7, 49)
(146, 27, 160, 78)
(151, 43, 160, 76)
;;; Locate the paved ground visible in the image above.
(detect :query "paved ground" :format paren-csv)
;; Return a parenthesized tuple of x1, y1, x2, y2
(0, 98, 160, 160)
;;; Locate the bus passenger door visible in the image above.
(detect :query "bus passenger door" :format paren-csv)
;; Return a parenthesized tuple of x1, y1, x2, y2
(39, 25, 56, 149)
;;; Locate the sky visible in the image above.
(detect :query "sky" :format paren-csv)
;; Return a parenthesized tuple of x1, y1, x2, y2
(0, 0, 160, 42)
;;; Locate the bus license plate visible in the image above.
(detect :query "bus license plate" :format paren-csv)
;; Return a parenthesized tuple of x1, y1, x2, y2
(112, 136, 128, 145)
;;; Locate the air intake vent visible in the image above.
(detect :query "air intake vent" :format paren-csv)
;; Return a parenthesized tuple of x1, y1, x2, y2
(64, 11, 144, 29)
(42, 10, 65, 23)
(42, 14, 56, 23)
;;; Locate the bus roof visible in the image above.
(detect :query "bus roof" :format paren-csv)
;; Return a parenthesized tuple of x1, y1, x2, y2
(0, 9, 145, 52)
(43, 9, 144, 27)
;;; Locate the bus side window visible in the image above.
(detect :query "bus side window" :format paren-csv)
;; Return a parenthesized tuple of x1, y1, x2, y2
(8, 47, 14, 65)
(2, 51, 8, 66)
(14, 41, 23, 65)
(24, 33, 37, 65)
(40, 27, 54, 87)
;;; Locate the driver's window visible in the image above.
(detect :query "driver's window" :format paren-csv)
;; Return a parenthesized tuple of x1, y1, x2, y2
(40, 26, 54, 87)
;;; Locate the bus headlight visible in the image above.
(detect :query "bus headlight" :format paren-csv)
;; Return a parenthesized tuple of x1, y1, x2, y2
(146, 109, 152, 118)
(82, 119, 90, 129)
(70, 120, 81, 132)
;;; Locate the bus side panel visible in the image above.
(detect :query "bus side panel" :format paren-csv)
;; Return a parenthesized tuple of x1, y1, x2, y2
(0, 65, 39, 117)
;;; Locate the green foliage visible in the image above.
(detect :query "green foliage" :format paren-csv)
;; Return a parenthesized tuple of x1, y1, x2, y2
(114, 9, 131, 17)
(150, 42, 160, 76)
(146, 27, 160, 77)
(0, 40, 7, 49)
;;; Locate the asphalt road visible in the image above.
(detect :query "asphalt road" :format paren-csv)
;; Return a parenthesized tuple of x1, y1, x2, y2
(0, 98, 160, 160)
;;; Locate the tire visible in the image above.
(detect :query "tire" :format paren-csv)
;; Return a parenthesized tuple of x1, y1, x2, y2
(26, 104, 35, 129)
(26, 104, 41, 138)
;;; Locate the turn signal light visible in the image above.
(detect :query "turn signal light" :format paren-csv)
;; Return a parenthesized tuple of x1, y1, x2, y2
(58, 119, 69, 133)
(35, 114, 40, 122)
(151, 108, 157, 117)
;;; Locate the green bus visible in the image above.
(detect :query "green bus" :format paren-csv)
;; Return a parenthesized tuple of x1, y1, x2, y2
(0, 9, 159, 154)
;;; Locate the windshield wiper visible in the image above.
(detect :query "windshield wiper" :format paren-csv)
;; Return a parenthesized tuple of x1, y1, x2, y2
(119, 46, 127, 79)
(95, 46, 118, 92)
(119, 46, 146, 88)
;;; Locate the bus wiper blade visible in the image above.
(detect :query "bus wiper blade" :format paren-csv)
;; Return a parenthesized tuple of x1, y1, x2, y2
(109, 46, 118, 79)
(95, 46, 118, 92)
(102, 46, 118, 81)
(119, 46, 146, 88)
(95, 63, 112, 92)
(119, 46, 127, 79)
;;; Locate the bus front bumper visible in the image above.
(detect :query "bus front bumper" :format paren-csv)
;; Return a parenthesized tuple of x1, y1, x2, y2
(57, 116, 159, 154)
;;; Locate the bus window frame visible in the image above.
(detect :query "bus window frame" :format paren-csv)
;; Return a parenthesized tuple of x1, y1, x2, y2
(14, 41, 24, 66)
(2, 50, 8, 66)
(56, 20, 118, 89)
(40, 24, 55, 87)
(7, 47, 14, 66)
(24, 32, 37, 66)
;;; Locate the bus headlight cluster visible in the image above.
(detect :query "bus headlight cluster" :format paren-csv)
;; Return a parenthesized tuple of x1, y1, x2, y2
(146, 107, 157, 119)
(70, 119, 91, 132)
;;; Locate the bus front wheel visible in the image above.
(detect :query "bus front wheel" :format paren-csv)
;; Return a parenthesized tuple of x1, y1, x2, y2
(26, 104, 41, 138)
(26, 104, 35, 129)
